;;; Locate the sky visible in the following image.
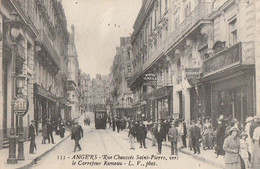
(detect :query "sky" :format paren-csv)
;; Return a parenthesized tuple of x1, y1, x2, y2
(62, 0, 142, 78)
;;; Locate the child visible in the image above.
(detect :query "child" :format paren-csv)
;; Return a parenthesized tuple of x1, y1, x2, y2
(240, 132, 250, 169)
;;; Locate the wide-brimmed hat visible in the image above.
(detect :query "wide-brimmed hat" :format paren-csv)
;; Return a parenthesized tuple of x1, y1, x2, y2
(245, 116, 253, 123)
(240, 132, 248, 138)
(228, 127, 240, 134)
(254, 115, 260, 122)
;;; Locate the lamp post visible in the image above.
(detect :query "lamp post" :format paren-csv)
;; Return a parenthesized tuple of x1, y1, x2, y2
(6, 11, 22, 164)
(15, 75, 27, 160)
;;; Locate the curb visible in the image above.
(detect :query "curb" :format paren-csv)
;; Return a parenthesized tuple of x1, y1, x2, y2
(17, 134, 71, 169)
(143, 133, 224, 168)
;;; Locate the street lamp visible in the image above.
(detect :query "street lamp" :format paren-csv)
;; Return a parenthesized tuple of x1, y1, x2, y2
(15, 75, 28, 161)
(5, 10, 22, 164)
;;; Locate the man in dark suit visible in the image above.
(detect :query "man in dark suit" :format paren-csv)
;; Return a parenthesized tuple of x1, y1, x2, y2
(28, 120, 36, 154)
(112, 118, 116, 131)
(47, 119, 55, 144)
(116, 118, 121, 133)
(190, 120, 201, 154)
(182, 119, 187, 148)
(137, 121, 147, 148)
(71, 121, 83, 152)
(155, 122, 165, 154)
(168, 122, 178, 156)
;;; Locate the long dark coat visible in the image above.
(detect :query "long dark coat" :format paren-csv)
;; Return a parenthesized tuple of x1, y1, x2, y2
(136, 124, 147, 140)
(71, 125, 83, 140)
(155, 127, 165, 142)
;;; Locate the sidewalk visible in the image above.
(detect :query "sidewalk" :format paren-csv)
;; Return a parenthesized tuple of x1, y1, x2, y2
(0, 131, 70, 169)
(145, 132, 225, 168)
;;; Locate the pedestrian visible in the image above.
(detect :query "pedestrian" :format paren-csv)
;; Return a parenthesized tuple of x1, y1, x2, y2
(182, 119, 187, 148)
(42, 124, 48, 144)
(223, 127, 241, 169)
(47, 119, 55, 144)
(112, 118, 116, 131)
(116, 118, 121, 133)
(244, 116, 253, 162)
(60, 121, 65, 138)
(251, 116, 260, 169)
(128, 123, 136, 150)
(240, 132, 250, 169)
(71, 121, 83, 152)
(168, 122, 178, 157)
(215, 118, 226, 157)
(137, 121, 147, 148)
(202, 117, 213, 149)
(178, 120, 184, 149)
(155, 122, 165, 154)
(150, 122, 157, 146)
(28, 120, 36, 154)
(190, 120, 201, 154)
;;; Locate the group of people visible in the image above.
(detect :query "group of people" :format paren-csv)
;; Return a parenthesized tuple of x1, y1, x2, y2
(110, 117, 127, 133)
(127, 118, 185, 156)
(220, 115, 260, 169)
(28, 118, 66, 154)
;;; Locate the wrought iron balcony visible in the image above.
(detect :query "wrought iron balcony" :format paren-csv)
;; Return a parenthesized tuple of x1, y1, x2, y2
(35, 30, 60, 68)
(203, 42, 255, 77)
(143, 2, 212, 72)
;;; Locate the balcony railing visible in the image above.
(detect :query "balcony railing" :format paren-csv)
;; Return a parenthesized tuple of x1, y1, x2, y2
(143, 2, 212, 72)
(203, 42, 254, 77)
(36, 30, 60, 67)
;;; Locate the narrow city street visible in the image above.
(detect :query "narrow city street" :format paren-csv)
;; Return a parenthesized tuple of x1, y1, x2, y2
(31, 114, 221, 169)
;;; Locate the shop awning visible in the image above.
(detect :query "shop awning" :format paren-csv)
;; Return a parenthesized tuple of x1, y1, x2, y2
(34, 83, 57, 102)
(143, 85, 173, 100)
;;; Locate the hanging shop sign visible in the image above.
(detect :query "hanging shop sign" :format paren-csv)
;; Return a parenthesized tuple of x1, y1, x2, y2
(185, 67, 201, 86)
(143, 74, 157, 86)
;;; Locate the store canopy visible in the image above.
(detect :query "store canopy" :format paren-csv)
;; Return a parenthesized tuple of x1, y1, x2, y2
(143, 85, 173, 100)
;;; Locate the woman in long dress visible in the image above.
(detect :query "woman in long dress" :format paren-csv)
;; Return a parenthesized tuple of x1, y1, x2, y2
(203, 118, 213, 149)
(223, 127, 241, 169)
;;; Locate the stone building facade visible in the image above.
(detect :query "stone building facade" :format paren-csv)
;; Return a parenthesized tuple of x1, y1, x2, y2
(0, 0, 78, 149)
(129, 0, 256, 126)
(110, 37, 134, 118)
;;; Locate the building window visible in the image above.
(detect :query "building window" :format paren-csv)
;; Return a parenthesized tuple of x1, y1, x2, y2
(127, 65, 131, 73)
(229, 19, 237, 46)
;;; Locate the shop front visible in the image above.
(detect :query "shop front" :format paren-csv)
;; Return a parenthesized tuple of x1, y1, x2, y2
(202, 42, 255, 126)
(34, 84, 57, 133)
(144, 86, 173, 122)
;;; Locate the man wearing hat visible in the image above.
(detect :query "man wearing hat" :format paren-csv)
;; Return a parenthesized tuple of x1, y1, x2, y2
(168, 122, 178, 156)
(155, 122, 165, 154)
(71, 121, 83, 152)
(190, 120, 201, 154)
(28, 120, 36, 154)
(47, 119, 55, 144)
(250, 115, 260, 139)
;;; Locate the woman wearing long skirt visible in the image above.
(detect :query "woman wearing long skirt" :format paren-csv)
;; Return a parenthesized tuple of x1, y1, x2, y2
(223, 127, 241, 169)
(203, 118, 213, 149)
